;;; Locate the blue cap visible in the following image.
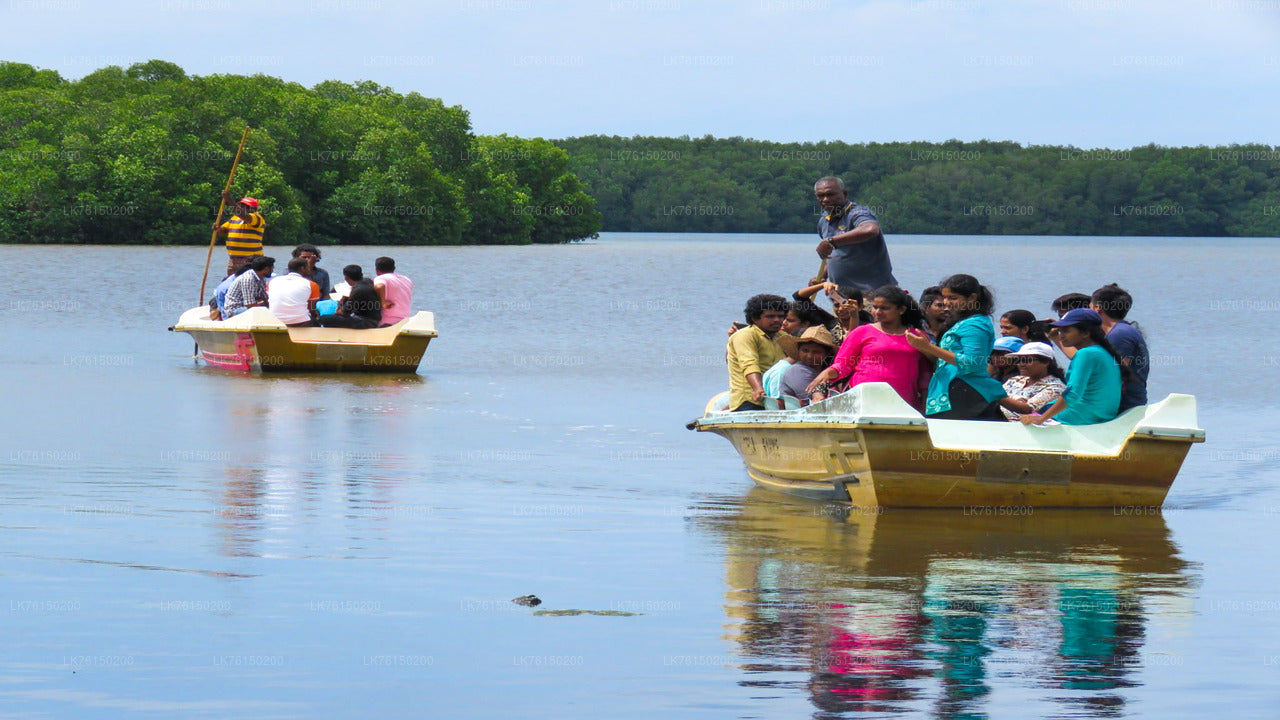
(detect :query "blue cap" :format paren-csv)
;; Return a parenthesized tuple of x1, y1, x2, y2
(1051, 308, 1103, 327)
(992, 336, 1025, 353)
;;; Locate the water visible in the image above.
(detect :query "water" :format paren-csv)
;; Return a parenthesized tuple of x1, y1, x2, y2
(0, 234, 1277, 718)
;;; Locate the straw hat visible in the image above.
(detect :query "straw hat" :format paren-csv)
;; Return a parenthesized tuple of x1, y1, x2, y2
(778, 325, 837, 358)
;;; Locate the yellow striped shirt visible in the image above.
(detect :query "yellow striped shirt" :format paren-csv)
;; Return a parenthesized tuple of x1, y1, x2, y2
(222, 213, 265, 257)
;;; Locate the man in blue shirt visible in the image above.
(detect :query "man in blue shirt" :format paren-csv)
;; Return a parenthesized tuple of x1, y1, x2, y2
(813, 176, 897, 295)
(1091, 284, 1149, 412)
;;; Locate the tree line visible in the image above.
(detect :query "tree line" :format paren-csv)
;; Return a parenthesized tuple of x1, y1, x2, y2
(555, 135, 1280, 237)
(0, 60, 602, 245)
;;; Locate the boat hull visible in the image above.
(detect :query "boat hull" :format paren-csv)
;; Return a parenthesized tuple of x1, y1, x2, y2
(696, 384, 1204, 509)
(173, 307, 437, 373)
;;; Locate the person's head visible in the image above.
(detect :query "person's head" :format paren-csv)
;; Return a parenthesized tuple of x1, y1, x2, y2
(375, 256, 395, 274)
(938, 274, 994, 327)
(781, 308, 812, 337)
(830, 285, 863, 324)
(868, 285, 924, 329)
(989, 336, 1024, 378)
(813, 176, 849, 215)
(744, 294, 790, 333)
(1090, 283, 1133, 320)
(779, 326, 837, 368)
(1000, 309, 1038, 340)
(235, 197, 259, 219)
(342, 264, 363, 283)
(287, 257, 310, 276)
(292, 244, 321, 266)
(250, 255, 275, 277)
(1049, 308, 1104, 348)
(1051, 292, 1092, 318)
(919, 286, 946, 327)
(1007, 342, 1063, 380)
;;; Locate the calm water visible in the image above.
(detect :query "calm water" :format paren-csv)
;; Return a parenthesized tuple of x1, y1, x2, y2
(1, 234, 1277, 719)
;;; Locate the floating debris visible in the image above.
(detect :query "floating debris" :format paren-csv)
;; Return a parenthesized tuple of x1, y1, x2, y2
(512, 595, 542, 607)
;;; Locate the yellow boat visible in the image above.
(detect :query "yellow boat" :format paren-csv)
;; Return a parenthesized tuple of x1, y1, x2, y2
(170, 306, 438, 373)
(693, 383, 1204, 508)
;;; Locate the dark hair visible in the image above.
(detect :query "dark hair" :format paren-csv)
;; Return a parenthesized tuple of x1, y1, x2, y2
(1001, 309, 1049, 342)
(375, 256, 395, 273)
(292, 243, 321, 260)
(835, 285, 863, 306)
(743, 294, 791, 324)
(790, 299, 835, 328)
(250, 256, 275, 272)
(938, 274, 994, 333)
(1052, 293, 1092, 315)
(1083, 324, 1134, 382)
(287, 257, 309, 274)
(343, 264, 363, 282)
(919, 286, 942, 308)
(1091, 283, 1133, 320)
(869, 285, 925, 330)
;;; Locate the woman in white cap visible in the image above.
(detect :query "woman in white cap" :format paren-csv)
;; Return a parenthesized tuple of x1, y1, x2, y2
(998, 342, 1066, 421)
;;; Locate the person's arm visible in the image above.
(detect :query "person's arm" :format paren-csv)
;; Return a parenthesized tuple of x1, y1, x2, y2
(374, 281, 392, 308)
(828, 220, 882, 247)
(906, 328, 957, 366)
(1021, 397, 1068, 425)
(794, 283, 825, 301)
(746, 373, 766, 404)
(1000, 396, 1036, 414)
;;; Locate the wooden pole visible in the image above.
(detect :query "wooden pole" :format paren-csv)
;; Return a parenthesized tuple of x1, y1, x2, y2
(198, 126, 250, 305)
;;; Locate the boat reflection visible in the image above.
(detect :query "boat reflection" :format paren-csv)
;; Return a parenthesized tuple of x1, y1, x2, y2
(696, 488, 1198, 719)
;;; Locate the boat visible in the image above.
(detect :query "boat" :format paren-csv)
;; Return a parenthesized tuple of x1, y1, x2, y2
(691, 383, 1204, 508)
(170, 306, 438, 373)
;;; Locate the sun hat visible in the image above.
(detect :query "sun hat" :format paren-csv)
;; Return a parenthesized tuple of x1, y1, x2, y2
(1050, 308, 1102, 327)
(778, 325, 837, 358)
(1008, 341, 1054, 359)
(992, 336, 1025, 354)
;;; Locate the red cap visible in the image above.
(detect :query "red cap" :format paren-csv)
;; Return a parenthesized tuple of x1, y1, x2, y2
(238, 197, 260, 209)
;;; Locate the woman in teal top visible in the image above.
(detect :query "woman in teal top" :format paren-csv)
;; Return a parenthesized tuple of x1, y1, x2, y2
(906, 274, 1007, 420)
(1021, 308, 1124, 426)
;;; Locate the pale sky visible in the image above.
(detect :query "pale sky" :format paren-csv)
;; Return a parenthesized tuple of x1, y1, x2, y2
(4, 0, 1278, 147)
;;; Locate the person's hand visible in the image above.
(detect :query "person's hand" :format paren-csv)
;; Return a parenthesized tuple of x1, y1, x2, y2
(752, 387, 765, 403)
(816, 238, 834, 259)
(904, 328, 931, 351)
(211, 222, 222, 232)
(808, 276, 825, 287)
(221, 190, 233, 204)
(1020, 413, 1045, 426)
(822, 281, 841, 297)
(806, 369, 833, 395)
(726, 324, 738, 337)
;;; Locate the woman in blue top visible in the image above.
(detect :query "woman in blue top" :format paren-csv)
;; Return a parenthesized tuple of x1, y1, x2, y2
(906, 274, 1007, 421)
(1020, 308, 1125, 426)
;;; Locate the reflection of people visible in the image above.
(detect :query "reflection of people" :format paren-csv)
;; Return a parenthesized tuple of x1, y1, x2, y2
(813, 176, 897, 295)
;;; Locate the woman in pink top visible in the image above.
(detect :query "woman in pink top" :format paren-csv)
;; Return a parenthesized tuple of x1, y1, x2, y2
(807, 285, 933, 410)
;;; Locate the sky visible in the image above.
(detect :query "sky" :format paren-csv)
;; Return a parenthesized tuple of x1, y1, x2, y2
(3, 0, 1278, 148)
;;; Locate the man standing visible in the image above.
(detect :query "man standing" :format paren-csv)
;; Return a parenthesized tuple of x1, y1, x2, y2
(292, 244, 330, 297)
(726, 294, 790, 412)
(268, 258, 320, 327)
(212, 191, 266, 276)
(813, 176, 897, 295)
(1091, 283, 1149, 412)
(372, 256, 414, 327)
(223, 256, 274, 318)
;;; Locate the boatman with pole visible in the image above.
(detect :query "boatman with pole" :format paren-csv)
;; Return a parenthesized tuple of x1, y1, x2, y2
(212, 191, 266, 277)
(812, 176, 897, 296)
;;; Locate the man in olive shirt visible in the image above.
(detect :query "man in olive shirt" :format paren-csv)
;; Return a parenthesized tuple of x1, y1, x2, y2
(726, 294, 790, 411)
